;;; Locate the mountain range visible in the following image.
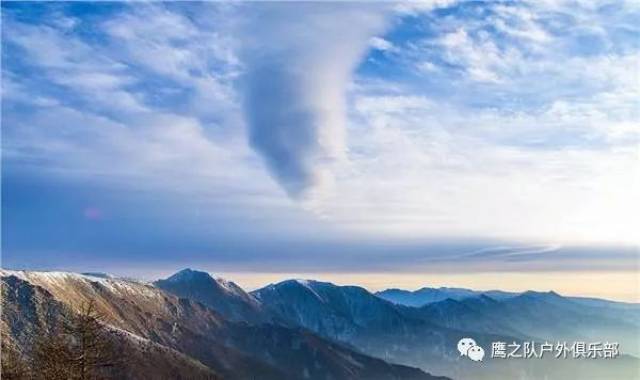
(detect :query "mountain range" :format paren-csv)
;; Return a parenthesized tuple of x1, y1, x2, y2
(376, 286, 640, 311)
(1, 269, 446, 380)
(2, 268, 638, 380)
(376, 287, 517, 306)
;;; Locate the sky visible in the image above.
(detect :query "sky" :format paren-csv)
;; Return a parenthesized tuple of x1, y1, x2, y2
(2, 1, 639, 300)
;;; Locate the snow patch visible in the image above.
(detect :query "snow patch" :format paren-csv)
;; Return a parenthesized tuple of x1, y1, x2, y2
(293, 279, 325, 301)
(0, 269, 162, 301)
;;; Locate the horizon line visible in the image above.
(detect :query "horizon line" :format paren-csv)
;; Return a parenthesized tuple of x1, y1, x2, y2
(3, 266, 638, 304)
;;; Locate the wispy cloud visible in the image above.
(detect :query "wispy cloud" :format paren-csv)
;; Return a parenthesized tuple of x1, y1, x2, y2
(2, 0, 638, 275)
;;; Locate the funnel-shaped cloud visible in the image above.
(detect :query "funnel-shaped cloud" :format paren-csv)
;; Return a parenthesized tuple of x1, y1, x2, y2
(239, 3, 389, 198)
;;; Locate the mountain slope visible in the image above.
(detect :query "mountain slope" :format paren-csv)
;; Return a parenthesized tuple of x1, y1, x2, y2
(414, 291, 640, 355)
(252, 279, 514, 375)
(1, 270, 448, 380)
(154, 268, 270, 324)
(254, 279, 640, 380)
(1, 274, 220, 380)
(253, 279, 412, 340)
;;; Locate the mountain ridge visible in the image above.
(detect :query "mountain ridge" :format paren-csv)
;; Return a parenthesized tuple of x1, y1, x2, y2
(4, 267, 639, 380)
(375, 285, 639, 309)
(154, 268, 269, 324)
(1, 268, 449, 380)
(251, 277, 640, 380)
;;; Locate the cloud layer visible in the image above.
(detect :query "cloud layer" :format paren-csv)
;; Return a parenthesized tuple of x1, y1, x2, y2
(2, 0, 638, 278)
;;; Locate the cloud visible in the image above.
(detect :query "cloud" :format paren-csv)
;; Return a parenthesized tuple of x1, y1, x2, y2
(1, 3, 274, 204)
(237, 3, 390, 198)
(2, 0, 638, 259)
(369, 37, 394, 51)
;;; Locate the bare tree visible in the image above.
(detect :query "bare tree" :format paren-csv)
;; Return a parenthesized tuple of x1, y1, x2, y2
(1, 333, 31, 380)
(29, 300, 120, 380)
(64, 301, 118, 380)
(31, 323, 74, 380)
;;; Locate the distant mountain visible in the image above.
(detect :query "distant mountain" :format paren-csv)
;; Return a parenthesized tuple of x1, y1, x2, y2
(376, 285, 640, 313)
(401, 294, 530, 339)
(252, 279, 514, 376)
(413, 290, 640, 355)
(498, 291, 640, 354)
(1, 269, 447, 380)
(154, 268, 270, 324)
(254, 279, 640, 380)
(568, 296, 640, 310)
(376, 287, 516, 307)
(253, 279, 413, 340)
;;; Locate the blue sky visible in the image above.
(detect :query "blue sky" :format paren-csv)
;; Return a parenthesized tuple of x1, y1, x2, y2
(2, 1, 639, 283)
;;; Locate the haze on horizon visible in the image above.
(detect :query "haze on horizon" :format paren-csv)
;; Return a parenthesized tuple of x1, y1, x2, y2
(2, 1, 638, 302)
